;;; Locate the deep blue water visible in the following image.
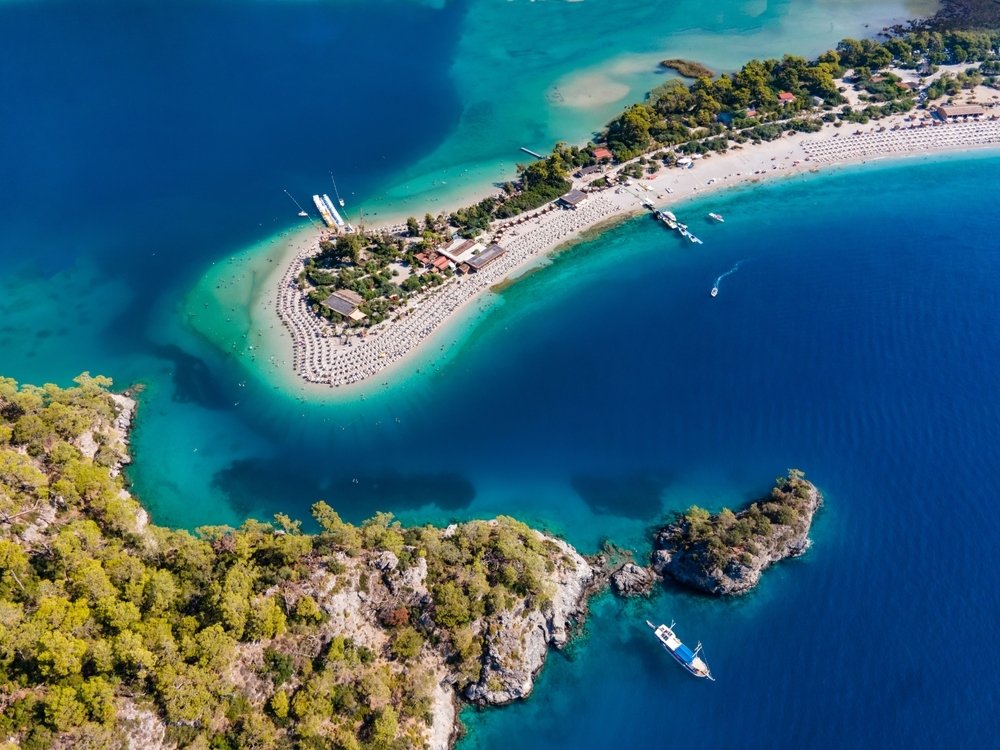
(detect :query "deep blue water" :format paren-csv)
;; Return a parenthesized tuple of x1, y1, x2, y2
(2, 1, 999, 747)
(0, 0, 463, 383)
(453, 158, 1000, 747)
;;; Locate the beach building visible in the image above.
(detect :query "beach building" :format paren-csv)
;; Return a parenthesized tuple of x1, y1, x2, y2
(576, 164, 604, 178)
(465, 244, 506, 273)
(431, 255, 451, 272)
(322, 289, 366, 322)
(558, 189, 588, 209)
(935, 104, 985, 120)
(592, 146, 613, 161)
(439, 238, 482, 265)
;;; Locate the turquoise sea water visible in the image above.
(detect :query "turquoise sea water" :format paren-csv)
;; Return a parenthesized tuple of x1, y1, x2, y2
(139, 156, 1000, 746)
(3, 1, 999, 747)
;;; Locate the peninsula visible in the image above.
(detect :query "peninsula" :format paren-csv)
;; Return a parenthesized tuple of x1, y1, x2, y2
(659, 58, 715, 79)
(0, 376, 599, 749)
(270, 26, 1000, 390)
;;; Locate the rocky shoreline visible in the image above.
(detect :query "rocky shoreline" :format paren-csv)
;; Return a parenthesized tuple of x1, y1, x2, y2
(105, 394, 608, 750)
(611, 470, 822, 598)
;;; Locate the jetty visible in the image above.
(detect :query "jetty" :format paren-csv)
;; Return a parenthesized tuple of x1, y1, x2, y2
(519, 147, 544, 159)
(312, 195, 337, 228)
(322, 194, 347, 228)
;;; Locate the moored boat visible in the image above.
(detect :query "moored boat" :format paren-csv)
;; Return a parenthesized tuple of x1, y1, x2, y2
(708, 212, 725, 222)
(312, 194, 337, 228)
(654, 209, 678, 231)
(646, 620, 714, 680)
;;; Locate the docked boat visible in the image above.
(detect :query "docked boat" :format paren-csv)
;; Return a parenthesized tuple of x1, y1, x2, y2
(653, 209, 678, 231)
(689, 233, 703, 245)
(322, 194, 346, 228)
(646, 620, 714, 680)
(312, 194, 337, 228)
(711, 286, 718, 297)
(708, 212, 724, 223)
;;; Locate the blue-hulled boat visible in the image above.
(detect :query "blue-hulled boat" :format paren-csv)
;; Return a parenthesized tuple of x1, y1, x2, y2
(646, 620, 714, 680)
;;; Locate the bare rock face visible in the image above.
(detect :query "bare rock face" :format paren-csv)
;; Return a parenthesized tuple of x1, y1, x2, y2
(464, 532, 596, 705)
(610, 562, 655, 596)
(464, 609, 549, 704)
(651, 472, 821, 596)
(108, 393, 137, 477)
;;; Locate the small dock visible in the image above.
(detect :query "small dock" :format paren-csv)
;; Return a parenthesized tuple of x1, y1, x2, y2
(519, 147, 544, 159)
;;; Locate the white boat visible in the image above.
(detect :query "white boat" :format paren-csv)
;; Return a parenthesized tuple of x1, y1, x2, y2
(322, 194, 346, 227)
(646, 620, 714, 680)
(312, 194, 337, 228)
(708, 212, 725, 222)
(284, 189, 312, 220)
(711, 287, 718, 297)
(331, 174, 346, 207)
(653, 210, 678, 231)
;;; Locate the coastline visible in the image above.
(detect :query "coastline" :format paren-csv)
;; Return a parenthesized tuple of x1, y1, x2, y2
(265, 113, 1000, 397)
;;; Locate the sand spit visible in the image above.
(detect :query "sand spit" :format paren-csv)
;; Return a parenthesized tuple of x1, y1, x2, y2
(274, 114, 1000, 390)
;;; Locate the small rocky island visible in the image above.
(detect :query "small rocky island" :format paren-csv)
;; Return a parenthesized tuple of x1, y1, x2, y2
(650, 470, 822, 596)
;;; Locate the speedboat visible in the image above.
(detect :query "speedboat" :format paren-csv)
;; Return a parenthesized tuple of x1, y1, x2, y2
(711, 287, 718, 297)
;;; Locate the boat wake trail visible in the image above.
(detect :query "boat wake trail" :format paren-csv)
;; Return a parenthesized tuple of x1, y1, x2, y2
(711, 260, 746, 297)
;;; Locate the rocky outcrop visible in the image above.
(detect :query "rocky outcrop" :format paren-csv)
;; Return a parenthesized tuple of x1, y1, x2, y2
(108, 393, 136, 476)
(610, 562, 656, 596)
(464, 532, 596, 706)
(651, 471, 821, 596)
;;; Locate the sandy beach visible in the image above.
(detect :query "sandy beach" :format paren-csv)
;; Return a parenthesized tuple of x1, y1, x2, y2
(268, 103, 1000, 393)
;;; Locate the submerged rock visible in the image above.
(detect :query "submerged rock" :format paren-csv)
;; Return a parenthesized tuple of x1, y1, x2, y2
(610, 562, 655, 596)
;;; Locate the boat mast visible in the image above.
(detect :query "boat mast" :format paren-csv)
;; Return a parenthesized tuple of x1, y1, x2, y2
(284, 189, 321, 230)
(330, 172, 345, 206)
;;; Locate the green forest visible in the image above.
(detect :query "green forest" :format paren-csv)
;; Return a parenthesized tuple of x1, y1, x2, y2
(0, 376, 578, 750)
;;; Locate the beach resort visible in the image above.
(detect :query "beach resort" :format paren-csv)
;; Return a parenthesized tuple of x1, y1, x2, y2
(273, 55, 1000, 389)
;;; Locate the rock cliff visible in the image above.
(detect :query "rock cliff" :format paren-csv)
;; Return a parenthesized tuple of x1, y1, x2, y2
(464, 534, 595, 706)
(651, 470, 821, 596)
